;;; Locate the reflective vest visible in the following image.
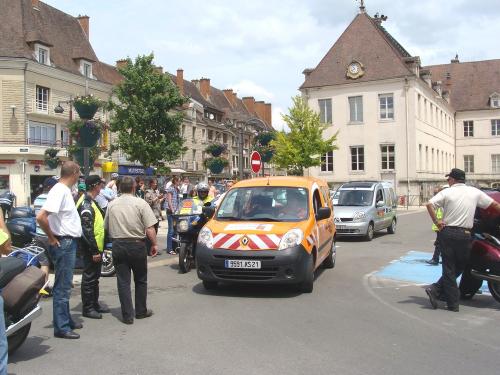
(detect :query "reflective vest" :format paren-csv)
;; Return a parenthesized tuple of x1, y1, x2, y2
(431, 207, 443, 232)
(76, 194, 105, 252)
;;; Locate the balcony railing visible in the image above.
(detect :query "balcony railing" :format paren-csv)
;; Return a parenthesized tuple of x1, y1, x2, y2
(0, 138, 69, 147)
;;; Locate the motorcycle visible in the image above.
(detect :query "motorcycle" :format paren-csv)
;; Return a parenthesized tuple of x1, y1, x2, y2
(0, 191, 16, 218)
(172, 199, 211, 273)
(1, 245, 46, 354)
(459, 189, 500, 303)
(100, 243, 115, 277)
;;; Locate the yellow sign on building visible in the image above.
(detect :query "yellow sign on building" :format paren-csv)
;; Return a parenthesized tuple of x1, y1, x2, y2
(102, 161, 118, 173)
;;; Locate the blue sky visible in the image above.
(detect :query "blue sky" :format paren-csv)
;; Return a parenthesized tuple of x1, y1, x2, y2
(45, 0, 500, 130)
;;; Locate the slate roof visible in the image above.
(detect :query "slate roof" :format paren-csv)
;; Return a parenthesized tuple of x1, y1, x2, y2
(301, 13, 414, 89)
(0, 0, 120, 85)
(425, 59, 500, 112)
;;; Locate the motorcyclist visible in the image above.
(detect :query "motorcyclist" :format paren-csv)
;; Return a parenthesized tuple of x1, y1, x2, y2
(193, 183, 213, 207)
(76, 175, 109, 319)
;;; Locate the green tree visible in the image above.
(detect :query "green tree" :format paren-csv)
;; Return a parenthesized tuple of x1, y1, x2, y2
(253, 131, 276, 163)
(271, 95, 338, 176)
(108, 54, 188, 169)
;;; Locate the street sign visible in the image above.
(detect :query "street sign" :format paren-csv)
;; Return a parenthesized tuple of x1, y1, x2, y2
(250, 151, 262, 174)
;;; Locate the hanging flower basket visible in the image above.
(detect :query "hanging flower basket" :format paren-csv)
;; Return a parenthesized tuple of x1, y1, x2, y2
(204, 157, 229, 174)
(44, 148, 60, 169)
(68, 119, 103, 148)
(73, 95, 102, 120)
(68, 145, 99, 170)
(205, 143, 227, 157)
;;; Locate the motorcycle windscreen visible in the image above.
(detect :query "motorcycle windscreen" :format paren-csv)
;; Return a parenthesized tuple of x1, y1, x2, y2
(176, 199, 203, 215)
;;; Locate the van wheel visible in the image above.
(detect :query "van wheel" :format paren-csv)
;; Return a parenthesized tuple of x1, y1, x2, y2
(299, 254, 314, 293)
(365, 223, 374, 241)
(387, 219, 396, 234)
(323, 239, 336, 269)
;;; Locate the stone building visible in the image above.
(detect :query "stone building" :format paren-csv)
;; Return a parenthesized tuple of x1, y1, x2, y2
(301, 6, 500, 203)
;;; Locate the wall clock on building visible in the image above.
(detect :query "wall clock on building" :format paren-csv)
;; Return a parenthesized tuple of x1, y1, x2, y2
(346, 61, 365, 79)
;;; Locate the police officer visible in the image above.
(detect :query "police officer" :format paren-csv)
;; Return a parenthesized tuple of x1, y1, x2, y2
(425, 168, 500, 312)
(193, 182, 213, 206)
(77, 175, 109, 319)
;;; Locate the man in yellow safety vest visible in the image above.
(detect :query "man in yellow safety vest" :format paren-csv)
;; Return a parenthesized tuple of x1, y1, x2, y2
(76, 175, 109, 319)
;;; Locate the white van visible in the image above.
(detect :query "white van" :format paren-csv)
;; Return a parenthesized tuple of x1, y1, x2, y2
(333, 181, 397, 241)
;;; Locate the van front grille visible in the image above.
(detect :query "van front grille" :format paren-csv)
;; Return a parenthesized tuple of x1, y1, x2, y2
(210, 265, 279, 280)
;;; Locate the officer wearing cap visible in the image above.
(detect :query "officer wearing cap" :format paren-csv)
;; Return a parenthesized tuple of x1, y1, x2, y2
(76, 175, 109, 319)
(425, 168, 500, 312)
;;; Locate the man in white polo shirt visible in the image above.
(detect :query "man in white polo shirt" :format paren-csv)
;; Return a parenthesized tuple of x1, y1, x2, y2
(37, 161, 83, 339)
(425, 168, 500, 312)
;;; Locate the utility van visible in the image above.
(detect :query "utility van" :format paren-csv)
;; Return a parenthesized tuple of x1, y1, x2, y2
(333, 181, 397, 241)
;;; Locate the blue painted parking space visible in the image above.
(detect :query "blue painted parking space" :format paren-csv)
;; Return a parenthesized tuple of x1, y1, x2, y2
(375, 251, 489, 293)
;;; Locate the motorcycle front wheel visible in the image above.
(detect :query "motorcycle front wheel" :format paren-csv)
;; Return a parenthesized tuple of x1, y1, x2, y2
(178, 242, 192, 273)
(101, 251, 115, 277)
(488, 281, 500, 303)
(8, 322, 31, 355)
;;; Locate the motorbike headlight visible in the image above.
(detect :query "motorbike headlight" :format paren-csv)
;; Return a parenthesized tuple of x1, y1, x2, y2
(177, 220, 189, 233)
(198, 227, 214, 249)
(352, 211, 366, 221)
(278, 229, 304, 251)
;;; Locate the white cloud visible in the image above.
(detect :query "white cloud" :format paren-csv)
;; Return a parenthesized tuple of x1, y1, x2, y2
(271, 106, 289, 132)
(229, 80, 275, 102)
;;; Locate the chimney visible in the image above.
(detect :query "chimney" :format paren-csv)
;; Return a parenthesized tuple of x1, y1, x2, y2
(199, 78, 211, 99)
(176, 69, 184, 96)
(223, 89, 236, 107)
(302, 68, 313, 78)
(77, 15, 90, 40)
(451, 54, 460, 63)
(153, 66, 163, 75)
(191, 79, 200, 90)
(254, 101, 267, 124)
(31, 0, 39, 10)
(265, 103, 272, 127)
(232, 92, 238, 104)
(242, 97, 255, 114)
(116, 59, 128, 70)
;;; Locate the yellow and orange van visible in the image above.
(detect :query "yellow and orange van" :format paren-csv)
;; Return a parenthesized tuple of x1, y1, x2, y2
(196, 176, 336, 293)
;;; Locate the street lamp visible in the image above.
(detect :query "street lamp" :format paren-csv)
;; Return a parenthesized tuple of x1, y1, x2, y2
(224, 119, 244, 181)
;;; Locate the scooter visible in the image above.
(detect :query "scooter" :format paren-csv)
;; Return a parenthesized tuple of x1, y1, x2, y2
(2, 245, 46, 354)
(172, 199, 211, 273)
(459, 189, 500, 303)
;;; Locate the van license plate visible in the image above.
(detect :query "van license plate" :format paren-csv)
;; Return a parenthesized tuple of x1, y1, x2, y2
(225, 260, 261, 269)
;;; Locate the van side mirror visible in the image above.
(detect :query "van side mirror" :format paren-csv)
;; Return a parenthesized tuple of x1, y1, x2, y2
(316, 207, 331, 221)
(202, 206, 215, 218)
(376, 200, 384, 208)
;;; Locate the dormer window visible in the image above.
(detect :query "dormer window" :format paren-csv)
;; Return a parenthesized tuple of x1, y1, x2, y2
(491, 93, 500, 108)
(80, 60, 93, 78)
(35, 44, 50, 65)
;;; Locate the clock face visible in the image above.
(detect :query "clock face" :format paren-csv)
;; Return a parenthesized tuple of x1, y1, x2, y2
(349, 63, 359, 74)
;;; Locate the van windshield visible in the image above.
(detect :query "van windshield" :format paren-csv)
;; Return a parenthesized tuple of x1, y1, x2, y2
(335, 190, 373, 206)
(216, 187, 309, 222)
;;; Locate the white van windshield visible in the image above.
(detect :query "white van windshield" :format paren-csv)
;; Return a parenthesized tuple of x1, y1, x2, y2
(336, 190, 373, 206)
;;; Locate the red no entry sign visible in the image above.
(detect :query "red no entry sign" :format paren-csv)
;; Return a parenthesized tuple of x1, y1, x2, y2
(250, 151, 262, 174)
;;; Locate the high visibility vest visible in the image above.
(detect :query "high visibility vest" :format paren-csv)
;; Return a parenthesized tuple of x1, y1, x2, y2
(76, 194, 105, 252)
(431, 207, 443, 232)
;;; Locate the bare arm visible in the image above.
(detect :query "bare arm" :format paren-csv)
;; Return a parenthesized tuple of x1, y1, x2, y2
(489, 200, 500, 215)
(145, 226, 158, 256)
(36, 209, 59, 246)
(0, 211, 11, 255)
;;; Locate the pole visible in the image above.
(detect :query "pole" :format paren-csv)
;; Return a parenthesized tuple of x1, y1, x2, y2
(404, 78, 410, 210)
(238, 128, 244, 180)
(83, 147, 90, 179)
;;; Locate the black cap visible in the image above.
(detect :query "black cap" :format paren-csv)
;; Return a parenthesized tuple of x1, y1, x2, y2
(85, 175, 102, 190)
(445, 168, 466, 181)
(43, 177, 58, 189)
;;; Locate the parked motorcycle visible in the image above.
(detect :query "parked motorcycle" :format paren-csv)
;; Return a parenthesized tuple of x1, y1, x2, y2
(100, 243, 115, 277)
(459, 189, 500, 303)
(173, 199, 211, 273)
(1, 245, 46, 354)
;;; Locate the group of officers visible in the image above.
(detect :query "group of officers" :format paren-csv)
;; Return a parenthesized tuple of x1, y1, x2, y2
(35, 161, 216, 339)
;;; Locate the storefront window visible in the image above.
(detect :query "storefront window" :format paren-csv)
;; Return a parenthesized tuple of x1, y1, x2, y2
(0, 175, 9, 195)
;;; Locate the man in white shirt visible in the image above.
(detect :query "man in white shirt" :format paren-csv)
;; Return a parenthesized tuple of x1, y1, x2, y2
(425, 168, 500, 312)
(36, 161, 83, 339)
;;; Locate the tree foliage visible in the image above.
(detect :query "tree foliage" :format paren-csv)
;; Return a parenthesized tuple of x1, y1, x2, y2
(271, 96, 338, 176)
(108, 54, 188, 168)
(253, 131, 276, 163)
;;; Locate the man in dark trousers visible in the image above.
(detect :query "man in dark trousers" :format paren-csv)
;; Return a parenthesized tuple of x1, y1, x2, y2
(104, 176, 158, 324)
(425, 168, 500, 312)
(76, 175, 109, 319)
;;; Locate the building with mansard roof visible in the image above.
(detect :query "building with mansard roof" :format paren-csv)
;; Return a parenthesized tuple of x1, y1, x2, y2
(301, 6, 500, 203)
(0, 0, 272, 204)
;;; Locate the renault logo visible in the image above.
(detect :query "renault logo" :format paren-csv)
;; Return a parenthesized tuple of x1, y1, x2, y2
(334, 217, 341, 223)
(241, 236, 249, 246)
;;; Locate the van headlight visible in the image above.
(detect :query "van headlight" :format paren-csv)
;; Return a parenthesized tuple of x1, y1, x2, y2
(278, 229, 304, 250)
(177, 220, 189, 233)
(352, 211, 366, 221)
(198, 227, 214, 249)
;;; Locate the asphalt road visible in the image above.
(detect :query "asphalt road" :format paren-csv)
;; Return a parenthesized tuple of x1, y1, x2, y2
(8, 210, 500, 375)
